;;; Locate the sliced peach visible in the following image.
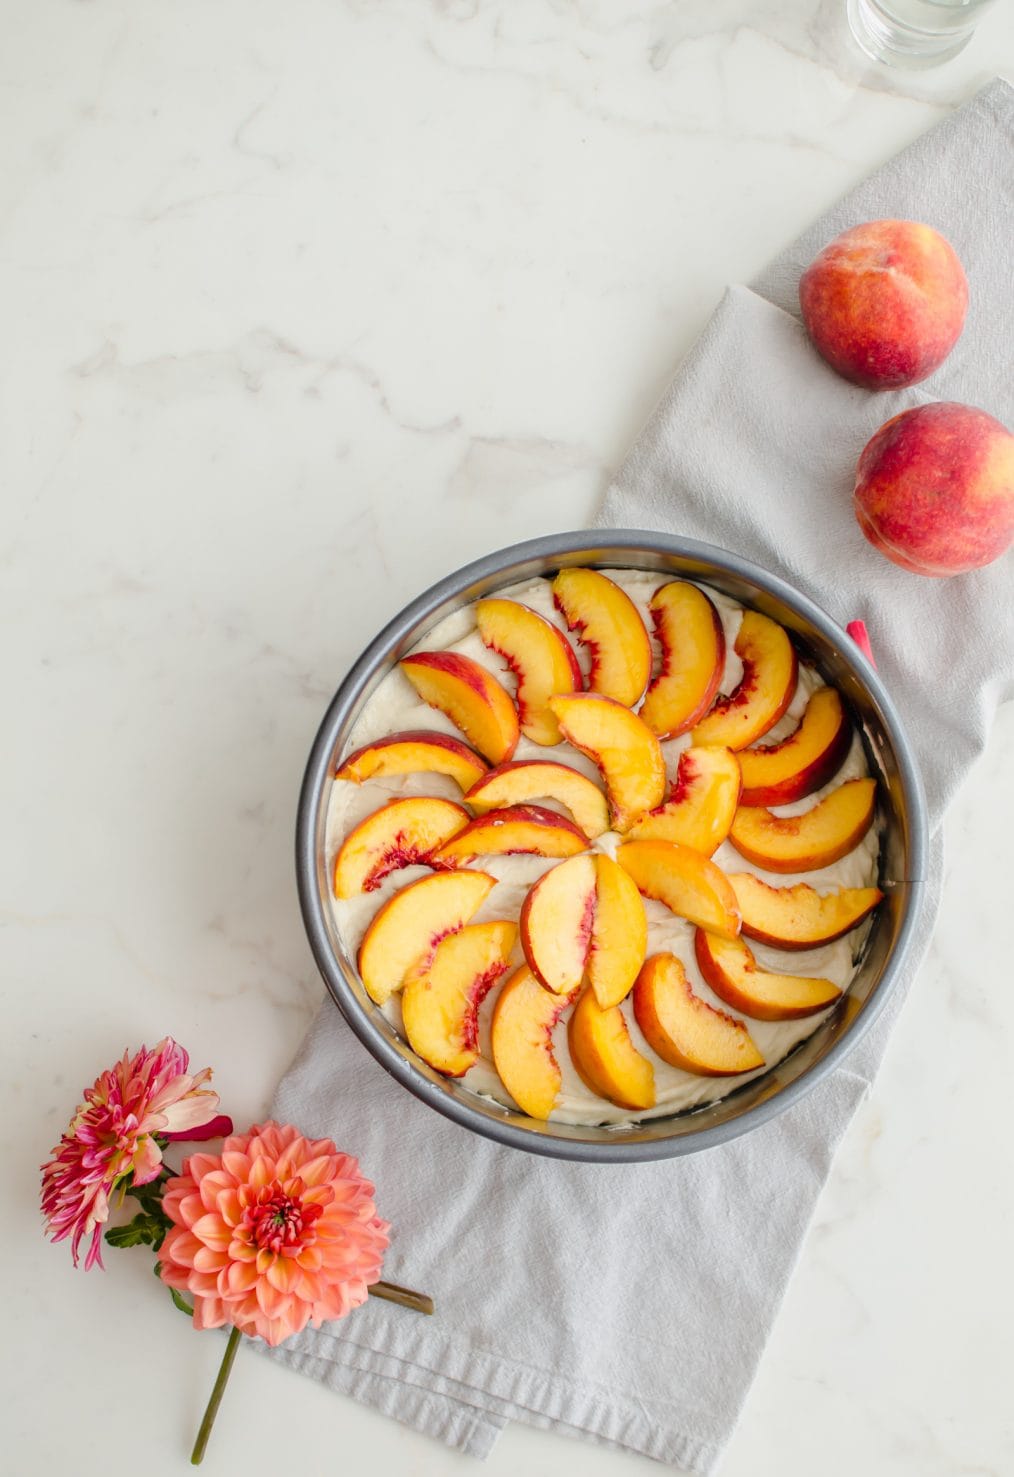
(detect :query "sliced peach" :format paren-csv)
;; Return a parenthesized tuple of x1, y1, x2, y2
(588, 854, 647, 1009)
(552, 567, 652, 707)
(548, 693, 666, 832)
(616, 839, 741, 940)
(632, 953, 764, 1076)
(627, 747, 741, 857)
(335, 729, 488, 792)
(333, 796, 470, 898)
(490, 965, 574, 1120)
(401, 921, 517, 1077)
(520, 853, 646, 1008)
(738, 687, 852, 806)
(640, 581, 726, 738)
(465, 760, 610, 840)
(691, 611, 798, 751)
(475, 598, 581, 746)
(728, 873, 883, 951)
(729, 777, 877, 874)
(520, 854, 596, 996)
(357, 869, 496, 1005)
(400, 652, 519, 764)
(568, 988, 655, 1111)
(694, 929, 842, 1022)
(430, 805, 586, 865)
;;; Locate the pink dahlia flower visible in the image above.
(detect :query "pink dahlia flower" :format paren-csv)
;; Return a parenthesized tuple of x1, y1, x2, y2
(40, 1037, 229, 1270)
(158, 1121, 390, 1345)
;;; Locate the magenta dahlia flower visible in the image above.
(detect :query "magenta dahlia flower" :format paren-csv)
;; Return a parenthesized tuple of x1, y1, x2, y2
(40, 1037, 230, 1269)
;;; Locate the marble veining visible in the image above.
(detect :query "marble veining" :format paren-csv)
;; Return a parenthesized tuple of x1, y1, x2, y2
(4, 2, 1011, 1474)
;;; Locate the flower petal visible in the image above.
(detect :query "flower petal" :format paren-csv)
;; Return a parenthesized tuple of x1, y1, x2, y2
(266, 1257, 301, 1294)
(193, 1296, 229, 1331)
(163, 1232, 203, 1269)
(225, 1260, 260, 1294)
(295, 1155, 336, 1189)
(130, 1135, 164, 1186)
(189, 1213, 232, 1249)
(221, 1152, 251, 1182)
(193, 1245, 229, 1273)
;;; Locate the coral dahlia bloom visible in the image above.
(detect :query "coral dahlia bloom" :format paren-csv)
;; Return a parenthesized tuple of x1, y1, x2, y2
(40, 1037, 227, 1270)
(158, 1122, 389, 1345)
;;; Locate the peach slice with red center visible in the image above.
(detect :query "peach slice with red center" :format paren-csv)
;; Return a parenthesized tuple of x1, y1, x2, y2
(548, 693, 666, 832)
(632, 953, 764, 1076)
(640, 581, 726, 738)
(691, 611, 798, 751)
(335, 729, 488, 792)
(475, 598, 581, 746)
(519, 854, 597, 996)
(520, 853, 647, 1008)
(568, 988, 655, 1111)
(465, 760, 610, 840)
(490, 965, 574, 1120)
(430, 805, 587, 866)
(627, 746, 741, 857)
(333, 796, 470, 898)
(551, 567, 652, 708)
(400, 652, 519, 765)
(694, 929, 842, 1021)
(729, 777, 877, 874)
(727, 873, 883, 951)
(357, 869, 496, 1005)
(738, 687, 852, 806)
(616, 839, 742, 940)
(401, 920, 517, 1077)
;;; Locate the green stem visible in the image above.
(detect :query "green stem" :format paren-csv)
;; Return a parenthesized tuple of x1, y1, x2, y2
(368, 1279, 434, 1316)
(191, 1325, 242, 1466)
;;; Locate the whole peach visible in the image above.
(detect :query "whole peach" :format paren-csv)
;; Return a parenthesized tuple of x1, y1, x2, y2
(800, 221, 968, 389)
(854, 402, 1014, 577)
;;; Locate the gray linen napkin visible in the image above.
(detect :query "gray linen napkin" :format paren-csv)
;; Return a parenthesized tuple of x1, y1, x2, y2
(266, 80, 1013, 1472)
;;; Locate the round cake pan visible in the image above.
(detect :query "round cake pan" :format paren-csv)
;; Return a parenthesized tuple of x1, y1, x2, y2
(296, 530, 928, 1162)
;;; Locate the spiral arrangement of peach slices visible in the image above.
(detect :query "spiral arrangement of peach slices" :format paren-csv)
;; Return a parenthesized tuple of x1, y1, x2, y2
(332, 569, 883, 1122)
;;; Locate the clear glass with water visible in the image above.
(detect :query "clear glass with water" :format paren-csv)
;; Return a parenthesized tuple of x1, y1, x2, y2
(847, 0, 1000, 67)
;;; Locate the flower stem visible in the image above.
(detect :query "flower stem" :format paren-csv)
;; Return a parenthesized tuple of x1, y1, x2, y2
(368, 1279, 434, 1315)
(191, 1325, 242, 1465)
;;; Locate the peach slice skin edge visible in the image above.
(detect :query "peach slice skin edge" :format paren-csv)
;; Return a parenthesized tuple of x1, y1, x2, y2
(728, 777, 877, 874)
(626, 746, 741, 857)
(475, 598, 582, 746)
(632, 953, 764, 1076)
(548, 692, 666, 833)
(639, 580, 726, 739)
(727, 873, 883, 951)
(737, 687, 851, 806)
(568, 988, 655, 1111)
(335, 729, 489, 791)
(357, 869, 497, 1005)
(465, 760, 611, 840)
(520, 853, 647, 1009)
(431, 804, 588, 865)
(333, 796, 471, 898)
(401, 920, 518, 1077)
(400, 651, 520, 765)
(587, 854, 648, 1009)
(694, 929, 842, 1022)
(691, 610, 798, 751)
(491, 965, 575, 1121)
(616, 839, 742, 941)
(551, 567, 653, 708)
(519, 854, 597, 996)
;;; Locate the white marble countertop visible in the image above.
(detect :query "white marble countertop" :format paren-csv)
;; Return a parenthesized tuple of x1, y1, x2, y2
(6, 4, 1013, 1474)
